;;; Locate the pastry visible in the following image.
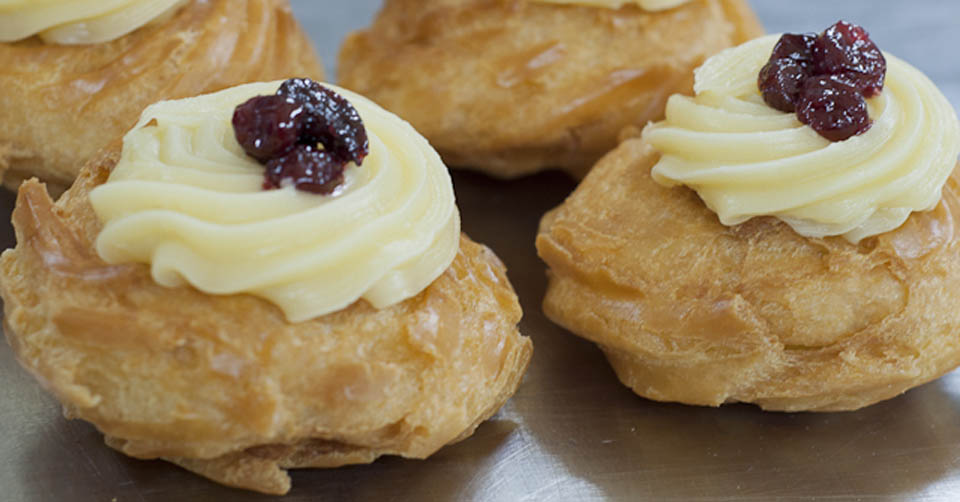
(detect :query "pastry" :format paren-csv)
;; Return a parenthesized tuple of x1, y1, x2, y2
(338, 0, 763, 179)
(0, 79, 532, 494)
(537, 22, 960, 411)
(0, 0, 325, 195)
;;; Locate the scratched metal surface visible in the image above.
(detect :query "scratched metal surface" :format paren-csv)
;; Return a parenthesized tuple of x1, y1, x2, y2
(2, 1, 960, 501)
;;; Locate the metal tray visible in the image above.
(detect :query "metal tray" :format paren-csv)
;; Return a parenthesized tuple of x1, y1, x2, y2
(3, 1, 959, 500)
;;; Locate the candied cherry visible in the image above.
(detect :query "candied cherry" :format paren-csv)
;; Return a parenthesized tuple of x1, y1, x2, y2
(264, 144, 346, 195)
(758, 34, 817, 112)
(232, 95, 303, 162)
(759, 58, 811, 112)
(232, 78, 370, 194)
(769, 33, 818, 64)
(759, 21, 886, 142)
(797, 76, 871, 142)
(813, 21, 886, 97)
(277, 79, 369, 166)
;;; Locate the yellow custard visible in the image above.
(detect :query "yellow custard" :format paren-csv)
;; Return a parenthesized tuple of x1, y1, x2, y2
(0, 0, 187, 44)
(89, 82, 461, 323)
(644, 34, 960, 243)
(527, 0, 690, 10)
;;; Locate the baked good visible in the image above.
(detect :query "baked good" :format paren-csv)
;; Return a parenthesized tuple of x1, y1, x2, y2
(0, 0, 325, 195)
(537, 23, 960, 411)
(338, 0, 763, 179)
(0, 80, 532, 494)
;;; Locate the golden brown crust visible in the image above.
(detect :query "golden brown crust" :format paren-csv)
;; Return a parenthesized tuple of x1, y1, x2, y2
(537, 138, 960, 411)
(0, 145, 532, 495)
(337, 0, 763, 179)
(0, 0, 325, 195)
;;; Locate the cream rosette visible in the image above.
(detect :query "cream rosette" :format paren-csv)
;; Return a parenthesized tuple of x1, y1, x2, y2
(528, 0, 690, 11)
(89, 82, 461, 323)
(0, 0, 187, 44)
(644, 34, 960, 243)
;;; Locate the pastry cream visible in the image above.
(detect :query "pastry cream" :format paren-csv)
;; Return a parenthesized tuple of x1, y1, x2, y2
(644, 34, 960, 243)
(0, 0, 187, 44)
(528, 0, 690, 10)
(89, 82, 461, 322)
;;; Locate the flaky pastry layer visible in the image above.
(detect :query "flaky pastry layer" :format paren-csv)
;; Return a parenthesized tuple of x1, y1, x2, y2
(537, 137, 960, 411)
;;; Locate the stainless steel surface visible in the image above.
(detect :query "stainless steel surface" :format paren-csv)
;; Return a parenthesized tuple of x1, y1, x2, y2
(3, 1, 960, 500)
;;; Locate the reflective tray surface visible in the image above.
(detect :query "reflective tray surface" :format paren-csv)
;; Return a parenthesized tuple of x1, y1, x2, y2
(2, 1, 959, 500)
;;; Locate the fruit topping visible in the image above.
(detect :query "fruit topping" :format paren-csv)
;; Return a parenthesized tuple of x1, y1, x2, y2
(278, 79, 369, 166)
(758, 21, 886, 141)
(232, 79, 369, 194)
(264, 145, 346, 195)
(813, 21, 886, 97)
(232, 95, 303, 162)
(797, 76, 871, 142)
(758, 57, 811, 113)
(769, 33, 818, 65)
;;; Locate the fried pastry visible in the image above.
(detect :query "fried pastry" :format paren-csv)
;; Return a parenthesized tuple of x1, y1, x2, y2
(338, 0, 763, 179)
(0, 0, 325, 195)
(0, 81, 532, 494)
(537, 26, 960, 411)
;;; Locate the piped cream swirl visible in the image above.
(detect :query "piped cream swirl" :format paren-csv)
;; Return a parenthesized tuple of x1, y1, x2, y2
(644, 34, 960, 243)
(90, 82, 461, 322)
(0, 0, 187, 44)
(527, 0, 690, 11)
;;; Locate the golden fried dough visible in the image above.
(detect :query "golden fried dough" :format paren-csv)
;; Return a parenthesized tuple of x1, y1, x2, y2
(537, 137, 960, 412)
(338, 0, 763, 179)
(0, 0, 324, 195)
(0, 146, 532, 495)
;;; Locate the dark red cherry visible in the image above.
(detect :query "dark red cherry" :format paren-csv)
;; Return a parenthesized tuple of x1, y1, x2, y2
(264, 144, 347, 195)
(813, 21, 886, 97)
(758, 21, 885, 142)
(759, 58, 812, 112)
(232, 95, 303, 162)
(770, 33, 817, 65)
(277, 78, 369, 166)
(797, 76, 871, 142)
(233, 78, 371, 195)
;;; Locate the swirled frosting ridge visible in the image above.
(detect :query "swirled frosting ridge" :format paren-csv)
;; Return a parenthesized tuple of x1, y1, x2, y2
(644, 34, 960, 243)
(90, 82, 461, 322)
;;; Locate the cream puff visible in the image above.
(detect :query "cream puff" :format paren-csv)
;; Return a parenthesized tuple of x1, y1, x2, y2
(0, 79, 532, 494)
(537, 22, 960, 411)
(338, 0, 763, 179)
(0, 0, 325, 195)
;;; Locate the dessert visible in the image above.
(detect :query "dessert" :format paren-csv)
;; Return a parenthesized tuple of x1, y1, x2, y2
(537, 22, 960, 411)
(0, 80, 532, 494)
(338, 0, 763, 179)
(0, 0, 325, 195)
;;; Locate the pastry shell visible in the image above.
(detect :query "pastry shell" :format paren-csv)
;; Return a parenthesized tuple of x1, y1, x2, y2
(537, 137, 960, 412)
(0, 0, 325, 195)
(0, 145, 532, 494)
(338, 0, 763, 179)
